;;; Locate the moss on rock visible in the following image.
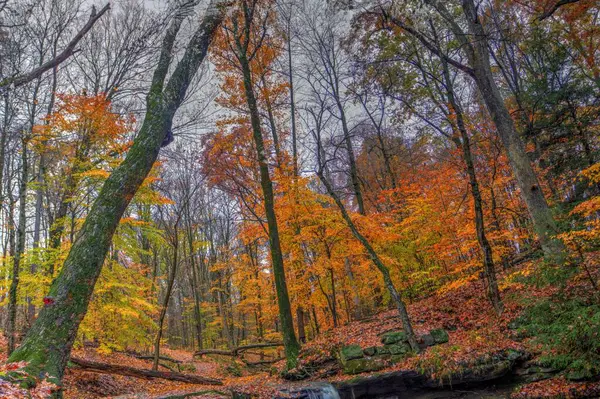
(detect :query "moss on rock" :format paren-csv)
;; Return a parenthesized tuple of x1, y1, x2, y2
(340, 345, 364, 363)
(430, 329, 449, 344)
(381, 331, 408, 345)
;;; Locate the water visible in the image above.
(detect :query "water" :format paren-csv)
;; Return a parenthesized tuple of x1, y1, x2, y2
(277, 381, 516, 399)
(277, 382, 341, 399)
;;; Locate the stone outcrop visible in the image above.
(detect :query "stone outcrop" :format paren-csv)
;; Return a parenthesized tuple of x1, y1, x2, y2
(337, 328, 449, 375)
(334, 349, 529, 398)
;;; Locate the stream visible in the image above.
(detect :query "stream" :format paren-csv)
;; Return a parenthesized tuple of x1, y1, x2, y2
(276, 379, 522, 399)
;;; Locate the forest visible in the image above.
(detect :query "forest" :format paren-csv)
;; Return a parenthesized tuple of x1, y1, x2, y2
(0, 0, 599, 398)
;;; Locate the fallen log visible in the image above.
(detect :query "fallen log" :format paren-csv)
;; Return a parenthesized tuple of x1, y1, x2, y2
(194, 349, 234, 357)
(69, 357, 222, 385)
(194, 342, 283, 358)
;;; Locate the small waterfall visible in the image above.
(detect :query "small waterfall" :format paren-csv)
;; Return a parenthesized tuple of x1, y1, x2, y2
(277, 382, 341, 399)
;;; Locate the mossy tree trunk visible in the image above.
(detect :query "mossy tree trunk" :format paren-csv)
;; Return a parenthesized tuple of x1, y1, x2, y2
(461, 0, 565, 263)
(226, 0, 300, 369)
(8, 0, 226, 390)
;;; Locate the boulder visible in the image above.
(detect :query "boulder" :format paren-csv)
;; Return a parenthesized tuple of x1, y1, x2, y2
(342, 357, 387, 374)
(381, 331, 407, 345)
(429, 328, 449, 344)
(335, 350, 530, 398)
(419, 333, 435, 348)
(339, 345, 364, 363)
(362, 347, 377, 357)
(387, 343, 410, 356)
(363, 346, 391, 357)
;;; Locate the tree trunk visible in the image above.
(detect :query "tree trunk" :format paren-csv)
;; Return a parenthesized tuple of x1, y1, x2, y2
(240, 55, 300, 367)
(153, 236, 178, 371)
(287, 28, 299, 178)
(7, 2, 226, 389)
(441, 58, 502, 314)
(7, 137, 28, 354)
(296, 307, 306, 343)
(188, 240, 204, 351)
(459, 0, 566, 264)
(336, 99, 365, 215)
(234, 5, 300, 368)
(316, 171, 419, 352)
(70, 358, 222, 385)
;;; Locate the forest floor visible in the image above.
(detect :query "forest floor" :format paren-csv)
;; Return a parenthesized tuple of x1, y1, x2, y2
(4, 258, 600, 398)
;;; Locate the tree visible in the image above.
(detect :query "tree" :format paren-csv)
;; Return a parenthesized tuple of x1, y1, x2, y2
(311, 108, 420, 352)
(212, 0, 300, 368)
(378, 0, 567, 263)
(299, 2, 366, 214)
(7, 0, 227, 389)
(0, 4, 110, 89)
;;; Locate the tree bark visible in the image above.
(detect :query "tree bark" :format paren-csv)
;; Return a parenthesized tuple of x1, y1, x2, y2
(316, 171, 419, 352)
(458, 0, 565, 263)
(69, 358, 222, 385)
(232, 1, 300, 369)
(7, 1, 226, 389)
(7, 137, 28, 354)
(153, 233, 178, 371)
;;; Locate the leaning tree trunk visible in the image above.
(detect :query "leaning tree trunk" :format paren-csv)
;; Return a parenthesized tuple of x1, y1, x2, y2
(7, 1, 226, 390)
(459, 0, 566, 264)
(316, 171, 419, 353)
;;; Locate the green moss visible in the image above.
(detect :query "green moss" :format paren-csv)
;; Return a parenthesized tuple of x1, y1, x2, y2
(381, 331, 407, 345)
(430, 329, 449, 344)
(363, 347, 377, 356)
(339, 345, 364, 363)
(342, 357, 386, 374)
(387, 343, 410, 355)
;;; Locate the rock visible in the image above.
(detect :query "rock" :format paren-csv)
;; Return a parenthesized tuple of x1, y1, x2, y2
(507, 349, 522, 362)
(362, 347, 376, 357)
(336, 350, 530, 397)
(381, 331, 407, 345)
(339, 345, 363, 363)
(387, 343, 410, 356)
(514, 361, 558, 383)
(363, 346, 390, 357)
(429, 328, 449, 344)
(342, 357, 387, 374)
(374, 346, 391, 356)
(419, 333, 435, 348)
(566, 369, 590, 381)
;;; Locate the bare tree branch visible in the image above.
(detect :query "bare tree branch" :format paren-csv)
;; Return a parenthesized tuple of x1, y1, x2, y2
(1, 3, 110, 88)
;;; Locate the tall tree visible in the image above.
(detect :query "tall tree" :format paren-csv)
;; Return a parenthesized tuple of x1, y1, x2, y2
(214, 0, 300, 368)
(8, 0, 227, 389)
(380, 0, 567, 263)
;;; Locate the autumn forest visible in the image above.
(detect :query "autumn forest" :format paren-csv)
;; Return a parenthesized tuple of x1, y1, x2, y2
(0, 0, 599, 398)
